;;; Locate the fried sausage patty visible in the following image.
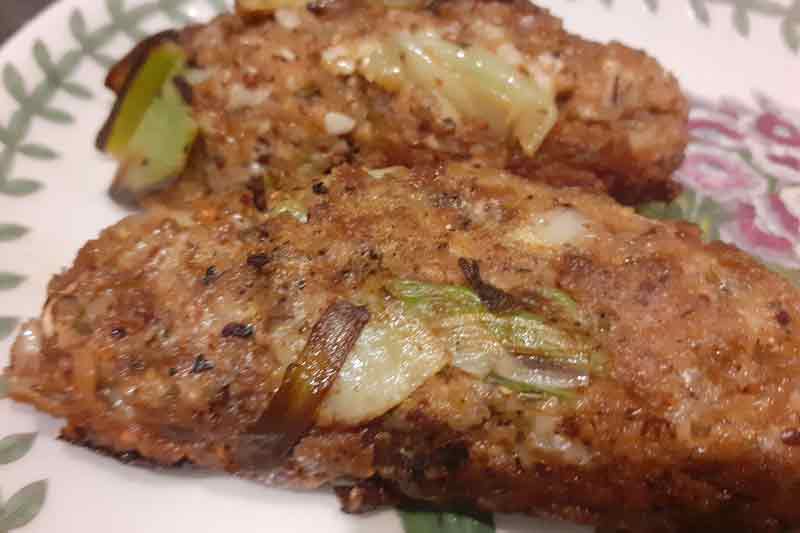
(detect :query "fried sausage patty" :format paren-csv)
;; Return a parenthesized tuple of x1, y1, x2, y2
(111, 0, 688, 206)
(8, 164, 799, 531)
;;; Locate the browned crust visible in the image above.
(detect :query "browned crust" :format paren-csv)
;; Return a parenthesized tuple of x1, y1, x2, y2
(60, 423, 193, 469)
(114, 0, 688, 207)
(9, 164, 800, 530)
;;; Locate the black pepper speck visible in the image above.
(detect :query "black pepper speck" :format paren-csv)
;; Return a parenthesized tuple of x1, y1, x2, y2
(191, 355, 214, 374)
(247, 176, 267, 212)
(782, 428, 800, 446)
(222, 323, 254, 338)
(247, 254, 270, 269)
(203, 266, 220, 285)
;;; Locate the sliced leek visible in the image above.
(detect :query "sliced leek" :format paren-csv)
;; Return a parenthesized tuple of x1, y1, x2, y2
(351, 31, 557, 155)
(386, 280, 590, 363)
(97, 41, 199, 204)
(386, 279, 603, 398)
(489, 373, 576, 401)
(271, 200, 309, 223)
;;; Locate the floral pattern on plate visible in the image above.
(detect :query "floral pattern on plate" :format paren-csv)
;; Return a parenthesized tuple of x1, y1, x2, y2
(645, 93, 800, 273)
(676, 94, 800, 269)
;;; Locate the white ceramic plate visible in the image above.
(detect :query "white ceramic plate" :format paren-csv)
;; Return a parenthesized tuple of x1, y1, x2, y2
(1, 1, 799, 532)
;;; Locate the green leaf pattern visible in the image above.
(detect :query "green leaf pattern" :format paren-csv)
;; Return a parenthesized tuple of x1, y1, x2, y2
(0, 481, 48, 532)
(1, 179, 43, 197)
(0, 410, 43, 530)
(0, 362, 44, 533)
(0, 318, 19, 341)
(0, 274, 26, 291)
(0, 225, 28, 242)
(597, 0, 800, 51)
(0, 434, 37, 466)
(0, 340, 43, 531)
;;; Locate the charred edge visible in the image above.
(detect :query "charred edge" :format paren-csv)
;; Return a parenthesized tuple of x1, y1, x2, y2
(335, 478, 410, 514)
(776, 309, 792, 327)
(247, 176, 268, 212)
(104, 30, 181, 93)
(107, 162, 184, 207)
(781, 428, 800, 446)
(605, 171, 683, 207)
(235, 0, 284, 21)
(595, 507, 782, 533)
(97, 30, 181, 151)
(191, 354, 214, 374)
(221, 323, 254, 338)
(202, 266, 221, 285)
(172, 76, 193, 105)
(246, 254, 270, 269)
(60, 425, 192, 469)
(458, 257, 519, 313)
(306, 0, 341, 15)
(108, 167, 144, 207)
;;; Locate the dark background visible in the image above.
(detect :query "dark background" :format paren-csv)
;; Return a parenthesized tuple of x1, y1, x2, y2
(1, 0, 53, 43)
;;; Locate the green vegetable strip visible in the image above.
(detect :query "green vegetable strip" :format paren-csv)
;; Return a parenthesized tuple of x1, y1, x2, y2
(481, 311, 590, 363)
(531, 286, 580, 320)
(385, 280, 484, 314)
(120, 78, 198, 193)
(104, 43, 187, 156)
(399, 510, 496, 533)
(271, 200, 309, 223)
(387, 280, 591, 363)
(488, 373, 576, 400)
(393, 33, 557, 156)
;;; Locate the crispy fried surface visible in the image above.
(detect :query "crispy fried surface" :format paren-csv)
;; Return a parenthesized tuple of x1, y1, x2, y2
(143, 0, 687, 207)
(7, 164, 800, 531)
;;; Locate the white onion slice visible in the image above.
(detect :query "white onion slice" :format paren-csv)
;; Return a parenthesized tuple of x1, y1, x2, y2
(509, 208, 590, 249)
(317, 304, 449, 426)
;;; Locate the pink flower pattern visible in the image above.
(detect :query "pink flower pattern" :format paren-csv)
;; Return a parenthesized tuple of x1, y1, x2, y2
(676, 145, 766, 202)
(678, 93, 800, 270)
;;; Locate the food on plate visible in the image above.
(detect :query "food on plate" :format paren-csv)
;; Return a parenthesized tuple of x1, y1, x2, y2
(97, 0, 688, 206)
(6, 163, 800, 531)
